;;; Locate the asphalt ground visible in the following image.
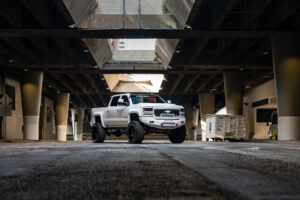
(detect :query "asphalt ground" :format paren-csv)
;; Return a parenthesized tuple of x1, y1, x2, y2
(0, 140, 299, 200)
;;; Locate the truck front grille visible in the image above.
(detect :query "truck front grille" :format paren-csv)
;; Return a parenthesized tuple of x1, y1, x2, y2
(154, 109, 180, 117)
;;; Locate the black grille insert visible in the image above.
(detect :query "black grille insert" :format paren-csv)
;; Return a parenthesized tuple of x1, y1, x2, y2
(154, 109, 179, 117)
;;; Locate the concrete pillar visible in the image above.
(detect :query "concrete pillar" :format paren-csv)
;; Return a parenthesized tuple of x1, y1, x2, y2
(199, 93, 215, 141)
(272, 33, 300, 140)
(192, 109, 199, 141)
(0, 73, 4, 97)
(184, 104, 194, 140)
(21, 71, 43, 140)
(72, 108, 84, 141)
(55, 93, 70, 141)
(223, 71, 245, 115)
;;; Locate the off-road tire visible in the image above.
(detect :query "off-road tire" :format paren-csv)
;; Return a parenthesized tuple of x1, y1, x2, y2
(169, 126, 186, 143)
(92, 123, 106, 143)
(128, 121, 144, 144)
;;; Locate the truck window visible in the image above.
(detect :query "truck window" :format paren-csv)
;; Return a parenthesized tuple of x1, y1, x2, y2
(122, 96, 130, 104)
(110, 96, 120, 107)
(130, 94, 165, 104)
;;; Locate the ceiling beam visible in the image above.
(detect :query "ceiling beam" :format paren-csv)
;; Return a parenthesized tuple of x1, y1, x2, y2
(0, 29, 281, 39)
(208, 0, 273, 64)
(48, 73, 87, 107)
(229, 1, 300, 64)
(169, 74, 184, 95)
(183, 74, 200, 94)
(2, 65, 272, 74)
(82, 73, 107, 107)
(197, 74, 218, 93)
(188, 0, 240, 64)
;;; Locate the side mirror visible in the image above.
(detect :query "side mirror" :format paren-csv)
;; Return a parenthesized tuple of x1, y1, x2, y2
(167, 100, 172, 104)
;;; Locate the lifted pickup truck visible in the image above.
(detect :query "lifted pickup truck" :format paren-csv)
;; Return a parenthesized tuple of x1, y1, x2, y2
(91, 93, 186, 144)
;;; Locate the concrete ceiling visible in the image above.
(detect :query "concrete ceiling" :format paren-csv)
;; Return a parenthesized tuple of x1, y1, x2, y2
(1, 0, 300, 108)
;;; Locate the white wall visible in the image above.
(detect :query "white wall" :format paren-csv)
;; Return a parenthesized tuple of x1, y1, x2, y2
(244, 79, 277, 139)
(4, 78, 23, 140)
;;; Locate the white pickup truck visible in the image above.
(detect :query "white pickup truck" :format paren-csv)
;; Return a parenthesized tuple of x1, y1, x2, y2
(91, 93, 186, 144)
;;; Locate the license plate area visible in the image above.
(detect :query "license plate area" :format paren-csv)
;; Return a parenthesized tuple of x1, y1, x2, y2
(161, 122, 176, 127)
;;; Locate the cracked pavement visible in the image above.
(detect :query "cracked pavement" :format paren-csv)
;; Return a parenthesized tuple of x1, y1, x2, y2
(0, 140, 299, 200)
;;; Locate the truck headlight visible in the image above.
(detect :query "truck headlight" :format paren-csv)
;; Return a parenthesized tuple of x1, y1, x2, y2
(143, 107, 153, 116)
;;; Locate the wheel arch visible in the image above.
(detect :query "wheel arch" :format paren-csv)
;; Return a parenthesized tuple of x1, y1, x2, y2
(129, 112, 140, 123)
(93, 114, 107, 128)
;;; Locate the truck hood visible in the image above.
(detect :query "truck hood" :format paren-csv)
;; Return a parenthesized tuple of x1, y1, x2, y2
(135, 103, 183, 109)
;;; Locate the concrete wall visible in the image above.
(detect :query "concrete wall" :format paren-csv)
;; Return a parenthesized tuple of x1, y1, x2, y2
(244, 79, 277, 139)
(42, 97, 56, 140)
(4, 78, 23, 140)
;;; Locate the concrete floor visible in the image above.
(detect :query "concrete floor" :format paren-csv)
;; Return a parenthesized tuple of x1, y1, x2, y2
(0, 140, 299, 200)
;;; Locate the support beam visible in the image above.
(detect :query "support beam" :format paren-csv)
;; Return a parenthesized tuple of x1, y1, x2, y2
(183, 75, 200, 94)
(21, 71, 43, 140)
(197, 74, 218, 93)
(0, 29, 277, 39)
(82, 73, 107, 106)
(169, 74, 184, 95)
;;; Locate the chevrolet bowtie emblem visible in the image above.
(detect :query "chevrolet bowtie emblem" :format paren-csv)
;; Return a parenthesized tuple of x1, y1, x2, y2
(164, 110, 171, 114)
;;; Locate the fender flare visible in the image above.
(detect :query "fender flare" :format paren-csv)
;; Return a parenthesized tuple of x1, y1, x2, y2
(94, 113, 107, 128)
(128, 112, 140, 124)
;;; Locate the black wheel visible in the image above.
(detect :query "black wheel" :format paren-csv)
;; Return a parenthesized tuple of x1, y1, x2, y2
(92, 123, 106, 143)
(128, 121, 144, 144)
(169, 126, 186, 143)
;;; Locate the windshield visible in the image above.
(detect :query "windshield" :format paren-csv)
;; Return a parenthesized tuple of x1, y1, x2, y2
(130, 94, 166, 104)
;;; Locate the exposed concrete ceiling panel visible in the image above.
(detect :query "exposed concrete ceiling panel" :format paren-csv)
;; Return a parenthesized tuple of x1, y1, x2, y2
(83, 38, 112, 68)
(155, 0, 195, 67)
(80, 15, 177, 29)
(62, 0, 112, 68)
(80, 0, 177, 29)
(155, 39, 179, 67)
(111, 50, 156, 62)
(62, 0, 98, 25)
(164, 0, 195, 28)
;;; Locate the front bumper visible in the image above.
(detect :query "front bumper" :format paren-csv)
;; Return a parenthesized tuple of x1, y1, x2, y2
(139, 116, 186, 130)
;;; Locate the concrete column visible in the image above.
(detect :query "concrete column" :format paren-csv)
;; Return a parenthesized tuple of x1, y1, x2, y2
(72, 108, 84, 141)
(21, 71, 43, 140)
(192, 109, 199, 141)
(0, 73, 4, 97)
(199, 93, 215, 141)
(184, 104, 194, 140)
(272, 33, 300, 140)
(55, 93, 70, 141)
(223, 71, 245, 115)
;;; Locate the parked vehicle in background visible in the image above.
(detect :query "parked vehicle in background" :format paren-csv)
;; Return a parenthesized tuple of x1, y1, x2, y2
(91, 93, 186, 144)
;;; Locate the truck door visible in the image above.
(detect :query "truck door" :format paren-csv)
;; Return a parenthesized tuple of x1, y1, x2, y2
(107, 96, 120, 127)
(117, 95, 130, 127)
